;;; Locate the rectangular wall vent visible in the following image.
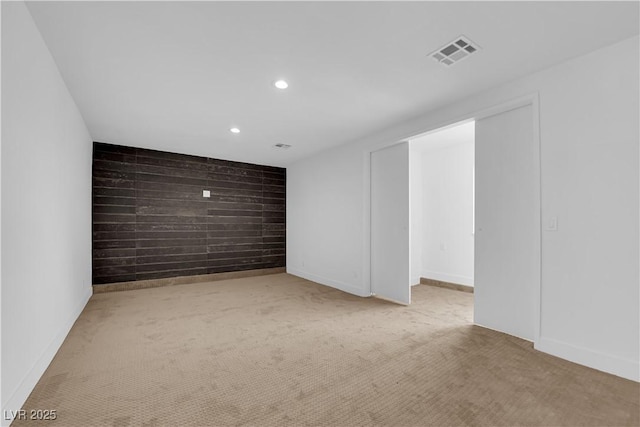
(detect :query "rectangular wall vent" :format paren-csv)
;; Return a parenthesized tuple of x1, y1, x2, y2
(273, 143, 292, 149)
(429, 35, 480, 67)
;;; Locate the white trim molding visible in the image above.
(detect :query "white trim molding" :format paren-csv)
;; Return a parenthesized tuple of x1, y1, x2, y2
(536, 336, 640, 382)
(287, 268, 371, 298)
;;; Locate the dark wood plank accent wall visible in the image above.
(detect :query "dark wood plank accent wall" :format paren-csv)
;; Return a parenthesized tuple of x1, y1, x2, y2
(92, 142, 286, 285)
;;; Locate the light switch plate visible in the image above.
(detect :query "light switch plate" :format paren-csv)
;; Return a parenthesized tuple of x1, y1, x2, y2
(202, 190, 210, 198)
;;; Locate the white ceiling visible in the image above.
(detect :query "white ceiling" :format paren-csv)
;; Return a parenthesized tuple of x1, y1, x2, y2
(26, 1, 639, 167)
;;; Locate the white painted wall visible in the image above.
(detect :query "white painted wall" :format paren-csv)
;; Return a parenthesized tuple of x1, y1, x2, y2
(475, 105, 537, 341)
(287, 143, 370, 297)
(415, 126, 474, 286)
(287, 35, 639, 381)
(1, 2, 93, 422)
(0, 2, 4, 416)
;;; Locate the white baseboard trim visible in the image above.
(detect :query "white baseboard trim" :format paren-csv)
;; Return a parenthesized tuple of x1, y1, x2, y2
(2, 287, 92, 426)
(474, 322, 533, 342)
(287, 268, 370, 297)
(535, 336, 639, 382)
(421, 270, 474, 287)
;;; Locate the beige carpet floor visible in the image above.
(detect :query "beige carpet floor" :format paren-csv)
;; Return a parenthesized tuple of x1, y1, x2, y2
(16, 273, 639, 427)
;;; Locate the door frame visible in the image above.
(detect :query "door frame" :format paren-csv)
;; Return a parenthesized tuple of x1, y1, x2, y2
(364, 92, 541, 344)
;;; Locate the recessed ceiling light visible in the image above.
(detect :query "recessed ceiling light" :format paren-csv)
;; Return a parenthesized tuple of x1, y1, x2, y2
(230, 127, 240, 134)
(274, 80, 289, 89)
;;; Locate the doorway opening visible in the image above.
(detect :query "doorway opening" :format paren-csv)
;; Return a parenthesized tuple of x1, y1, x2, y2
(409, 121, 475, 292)
(369, 96, 540, 344)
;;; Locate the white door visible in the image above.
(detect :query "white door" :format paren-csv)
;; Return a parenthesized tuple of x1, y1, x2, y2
(371, 142, 411, 305)
(475, 105, 538, 340)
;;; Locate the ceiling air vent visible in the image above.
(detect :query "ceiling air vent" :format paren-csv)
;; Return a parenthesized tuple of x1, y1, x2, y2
(429, 36, 480, 67)
(273, 143, 292, 149)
